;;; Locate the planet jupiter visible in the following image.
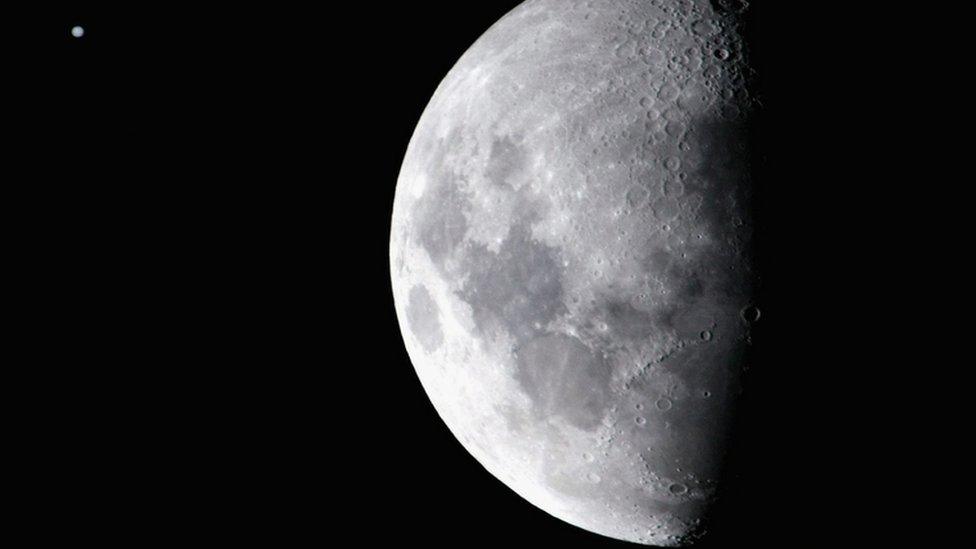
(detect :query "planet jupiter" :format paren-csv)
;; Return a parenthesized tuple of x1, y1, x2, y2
(390, 0, 759, 545)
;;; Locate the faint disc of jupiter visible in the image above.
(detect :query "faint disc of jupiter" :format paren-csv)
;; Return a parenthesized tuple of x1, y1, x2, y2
(390, 0, 760, 545)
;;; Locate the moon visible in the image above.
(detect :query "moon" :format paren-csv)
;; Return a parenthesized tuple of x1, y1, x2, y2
(390, 0, 758, 545)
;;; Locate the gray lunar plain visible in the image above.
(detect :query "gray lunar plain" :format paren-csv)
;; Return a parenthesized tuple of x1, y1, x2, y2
(390, 0, 759, 545)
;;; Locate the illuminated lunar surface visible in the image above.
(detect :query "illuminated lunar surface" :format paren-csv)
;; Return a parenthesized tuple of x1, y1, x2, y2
(390, 0, 759, 545)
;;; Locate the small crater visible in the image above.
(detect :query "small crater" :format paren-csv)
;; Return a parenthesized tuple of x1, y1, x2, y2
(643, 46, 666, 66)
(658, 84, 679, 102)
(635, 416, 646, 426)
(662, 179, 685, 197)
(741, 305, 761, 323)
(711, 0, 751, 14)
(699, 330, 712, 342)
(663, 108, 683, 122)
(665, 121, 686, 138)
(626, 185, 651, 209)
(656, 397, 673, 411)
(669, 482, 688, 495)
(691, 19, 720, 37)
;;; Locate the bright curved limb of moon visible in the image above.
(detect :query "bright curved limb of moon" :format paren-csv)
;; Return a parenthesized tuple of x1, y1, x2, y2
(390, 0, 758, 545)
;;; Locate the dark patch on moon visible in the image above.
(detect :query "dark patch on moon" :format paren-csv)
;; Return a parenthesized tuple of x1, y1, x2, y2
(459, 223, 565, 341)
(412, 131, 472, 269)
(415, 178, 469, 269)
(407, 285, 443, 353)
(644, 246, 676, 280)
(514, 334, 611, 430)
(674, 267, 706, 302)
(643, 247, 704, 299)
(602, 300, 656, 341)
(710, 0, 751, 15)
(687, 115, 753, 250)
(484, 135, 527, 189)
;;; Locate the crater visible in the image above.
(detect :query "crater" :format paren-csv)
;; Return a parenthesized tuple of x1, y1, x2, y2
(740, 305, 761, 323)
(669, 482, 688, 496)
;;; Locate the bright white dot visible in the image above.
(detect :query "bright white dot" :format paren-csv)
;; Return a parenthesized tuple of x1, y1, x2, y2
(71, 26, 85, 38)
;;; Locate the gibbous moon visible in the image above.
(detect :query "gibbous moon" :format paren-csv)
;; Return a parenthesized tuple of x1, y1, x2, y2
(390, 0, 758, 545)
